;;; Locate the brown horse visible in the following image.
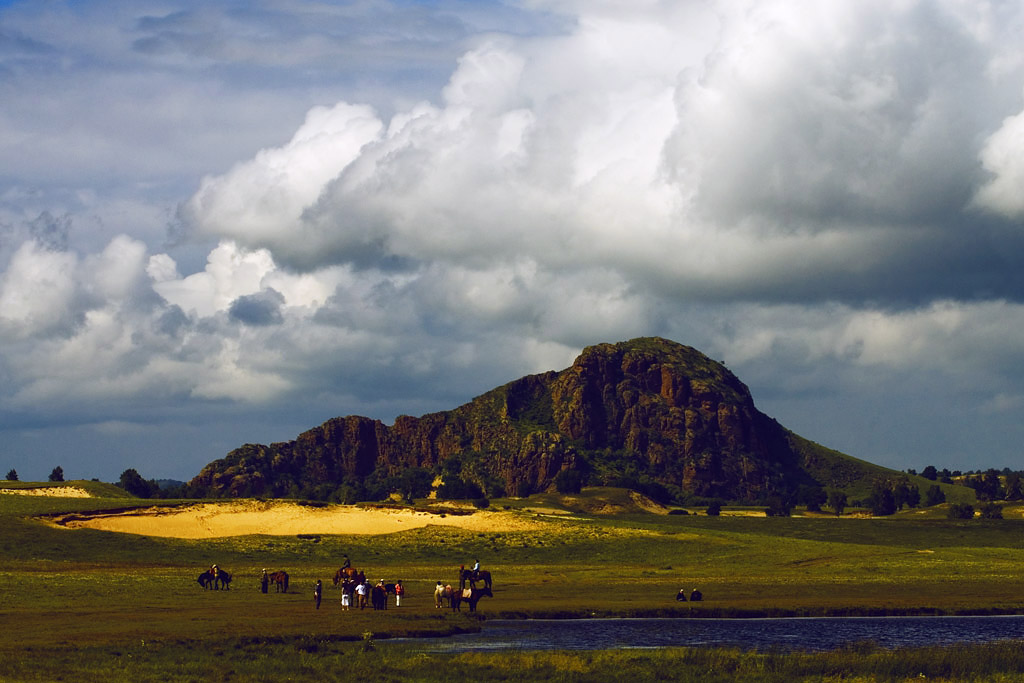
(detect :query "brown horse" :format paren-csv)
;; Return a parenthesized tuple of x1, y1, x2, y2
(333, 567, 363, 586)
(459, 568, 492, 590)
(451, 586, 492, 613)
(267, 570, 289, 593)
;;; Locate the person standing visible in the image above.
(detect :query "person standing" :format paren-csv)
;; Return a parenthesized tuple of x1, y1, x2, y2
(394, 580, 405, 607)
(356, 580, 368, 610)
(314, 579, 322, 609)
(261, 569, 269, 594)
(341, 580, 351, 611)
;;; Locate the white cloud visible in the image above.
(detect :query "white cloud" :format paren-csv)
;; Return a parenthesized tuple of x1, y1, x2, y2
(973, 103, 1024, 218)
(184, 103, 384, 258)
(0, 241, 79, 340)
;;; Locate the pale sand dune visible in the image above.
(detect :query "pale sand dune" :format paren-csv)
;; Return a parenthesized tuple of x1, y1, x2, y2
(1, 486, 92, 498)
(49, 501, 545, 538)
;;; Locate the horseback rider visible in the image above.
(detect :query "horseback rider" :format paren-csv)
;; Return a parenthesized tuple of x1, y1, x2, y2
(342, 554, 350, 570)
(472, 558, 480, 581)
(211, 564, 218, 578)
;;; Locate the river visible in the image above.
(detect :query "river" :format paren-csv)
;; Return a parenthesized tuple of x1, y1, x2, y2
(403, 615, 1024, 653)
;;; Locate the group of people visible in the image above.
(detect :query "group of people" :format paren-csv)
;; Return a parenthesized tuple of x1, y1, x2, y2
(675, 588, 703, 602)
(336, 577, 405, 611)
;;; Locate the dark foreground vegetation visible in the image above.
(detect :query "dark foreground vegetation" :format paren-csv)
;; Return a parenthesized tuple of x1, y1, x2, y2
(7, 638, 1024, 682)
(4, 482, 1024, 681)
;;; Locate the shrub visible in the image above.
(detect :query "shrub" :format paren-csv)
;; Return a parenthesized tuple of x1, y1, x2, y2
(764, 496, 791, 517)
(706, 500, 722, 516)
(554, 469, 583, 494)
(948, 502, 975, 519)
(827, 489, 847, 517)
(979, 503, 1003, 519)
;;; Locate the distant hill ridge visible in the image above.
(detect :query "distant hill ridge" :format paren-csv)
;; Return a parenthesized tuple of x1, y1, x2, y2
(189, 337, 902, 502)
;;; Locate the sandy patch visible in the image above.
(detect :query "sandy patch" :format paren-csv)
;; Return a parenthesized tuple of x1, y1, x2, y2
(1, 486, 92, 498)
(47, 501, 545, 538)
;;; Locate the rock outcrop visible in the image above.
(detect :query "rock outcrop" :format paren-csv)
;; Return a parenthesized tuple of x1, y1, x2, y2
(188, 337, 879, 501)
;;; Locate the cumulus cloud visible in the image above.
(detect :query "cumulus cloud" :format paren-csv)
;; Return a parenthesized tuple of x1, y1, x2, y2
(229, 288, 285, 326)
(973, 103, 1024, 218)
(5, 0, 1024, 479)
(180, 0, 1024, 304)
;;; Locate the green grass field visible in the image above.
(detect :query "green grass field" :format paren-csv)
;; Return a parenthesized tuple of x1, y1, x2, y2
(3, 482, 1024, 682)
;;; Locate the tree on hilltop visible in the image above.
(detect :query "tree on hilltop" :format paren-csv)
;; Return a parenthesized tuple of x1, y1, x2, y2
(116, 468, 159, 498)
(5, 469, 17, 481)
(48, 466, 64, 482)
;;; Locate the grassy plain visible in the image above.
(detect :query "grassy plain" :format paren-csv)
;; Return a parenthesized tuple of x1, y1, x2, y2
(3, 482, 1024, 681)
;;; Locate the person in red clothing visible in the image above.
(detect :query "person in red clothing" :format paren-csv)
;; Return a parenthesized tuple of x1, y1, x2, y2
(394, 580, 405, 607)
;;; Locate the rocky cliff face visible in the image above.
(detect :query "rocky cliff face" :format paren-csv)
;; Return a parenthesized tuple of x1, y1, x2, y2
(188, 338, 836, 501)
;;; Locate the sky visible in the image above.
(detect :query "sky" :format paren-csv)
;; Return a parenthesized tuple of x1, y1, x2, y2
(2, 0, 1024, 483)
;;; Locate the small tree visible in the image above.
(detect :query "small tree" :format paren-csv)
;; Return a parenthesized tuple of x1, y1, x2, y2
(397, 467, 434, 502)
(5, 469, 17, 481)
(827, 489, 847, 517)
(798, 485, 826, 512)
(867, 484, 897, 516)
(921, 465, 938, 481)
(764, 496, 791, 517)
(706, 500, 722, 516)
(48, 466, 64, 482)
(117, 468, 158, 498)
(924, 484, 946, 506)
(948, 502, 974, 520)
(1005, 473, 1023, 501)
(979, 503, 1004, 519)
(554, 469, 583, 494)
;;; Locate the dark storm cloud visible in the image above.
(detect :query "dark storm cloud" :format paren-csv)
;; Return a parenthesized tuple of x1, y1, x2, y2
(229, 288, 285, 326)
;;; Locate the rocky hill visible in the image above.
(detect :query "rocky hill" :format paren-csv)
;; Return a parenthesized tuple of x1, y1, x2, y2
(188, 337, 900, 503)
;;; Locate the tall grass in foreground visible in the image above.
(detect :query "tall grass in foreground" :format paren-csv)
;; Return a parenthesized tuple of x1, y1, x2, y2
(3, 639, 1024, 682)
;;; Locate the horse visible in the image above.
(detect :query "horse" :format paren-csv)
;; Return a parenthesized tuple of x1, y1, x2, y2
(434, 584, 453, 608)
(268, 570, 289, 593)
(451, 586, 492, 613)
(198, 569, 232, 590)
(371, 583, 387, 610)
(459, 568, 492, 590)
(333, 567, 362, 586)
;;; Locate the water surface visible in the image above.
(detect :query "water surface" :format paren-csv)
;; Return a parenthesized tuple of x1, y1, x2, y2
(407, 615, 1024, 653)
